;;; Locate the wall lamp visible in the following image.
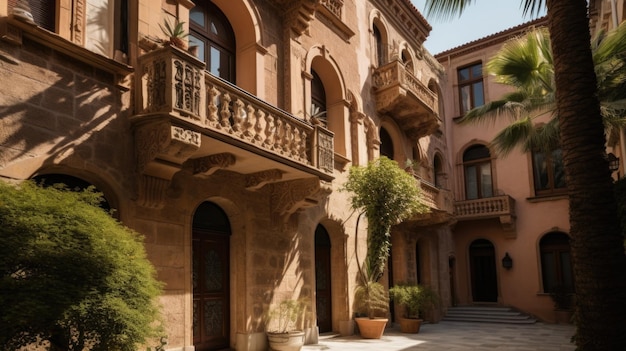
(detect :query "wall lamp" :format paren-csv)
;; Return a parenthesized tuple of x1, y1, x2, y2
(502, 252, 513, 270)
(608, 153, 620, 172)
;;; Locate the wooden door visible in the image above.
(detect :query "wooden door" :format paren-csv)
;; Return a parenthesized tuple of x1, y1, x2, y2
(193, 230, 230, 351)
(315, 225, 332, 333)
(469, 239, 498, 302)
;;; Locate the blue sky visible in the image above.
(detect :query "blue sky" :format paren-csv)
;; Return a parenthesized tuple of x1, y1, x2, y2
(411, 0, 546, 55)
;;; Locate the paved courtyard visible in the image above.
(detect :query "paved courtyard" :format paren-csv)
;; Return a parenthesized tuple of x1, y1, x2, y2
(303, 321, 576, 351)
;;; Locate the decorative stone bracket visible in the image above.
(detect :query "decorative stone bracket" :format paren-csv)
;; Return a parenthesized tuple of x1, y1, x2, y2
(270, 178, 326, 217)
(135, 120, 200, 208)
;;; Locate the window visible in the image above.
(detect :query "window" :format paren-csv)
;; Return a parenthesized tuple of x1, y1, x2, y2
(373, 24, 384, 66)
(190, 2, 236, 83)
(532, 148, 566, 196)
(463, 145, 493, 200)
(9, 0, 55, 32)
(434, 154, 444, 188)
(311, 70, 327, 126)
(379, 127, 394, 160)
(458, 63, 484, 115)
(540, 232, 573, 293)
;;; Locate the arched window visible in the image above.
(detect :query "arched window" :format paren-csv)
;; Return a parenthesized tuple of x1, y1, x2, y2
(540, 232, 573, 293)
(434, 154, 444, 188)
(379, 127, 394, 160)
(190, 2, 236, 83)
(311, 70, 327, 126)
(463, 145, 493, 199)
(402, 49, 413, 72)
(373, 24, 384, 66)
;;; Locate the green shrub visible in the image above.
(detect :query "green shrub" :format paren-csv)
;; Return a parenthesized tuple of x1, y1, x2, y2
(0, 181, 163, 351)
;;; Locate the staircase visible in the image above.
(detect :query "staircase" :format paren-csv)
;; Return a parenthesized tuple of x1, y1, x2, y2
(443, 305, 537, 324)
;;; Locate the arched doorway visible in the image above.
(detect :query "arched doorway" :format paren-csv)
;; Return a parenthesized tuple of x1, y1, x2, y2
(315, 225, 332, 333)
(32, 173, 112, 212)
(469, 239, 498, 302)
(192, 202, 231, 351)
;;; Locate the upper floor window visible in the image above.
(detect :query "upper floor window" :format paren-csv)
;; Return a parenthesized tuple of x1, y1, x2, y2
(463, 145, 493, 200)
(190, 2, 236, 83)
(434, 154, 444, 188)
(311, 70, 327, 126)
(373, 24, 384, 67)
(540, 232, 573, 294)
(532, 148, 566, 196)
(9, 0, 128, 59)
(10, 0, 55, 31)
(458, 62, 484, 115)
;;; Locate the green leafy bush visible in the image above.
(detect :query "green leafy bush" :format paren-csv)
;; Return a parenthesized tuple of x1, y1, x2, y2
(389, 284, 439, 318)
(0, 181, 163, 351)
(343, 157, 428, 283)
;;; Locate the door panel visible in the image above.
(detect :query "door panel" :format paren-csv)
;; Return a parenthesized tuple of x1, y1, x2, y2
(193, 231, 230, 351)
(469, 240, 498, 302)
(315, 226, 332, 333)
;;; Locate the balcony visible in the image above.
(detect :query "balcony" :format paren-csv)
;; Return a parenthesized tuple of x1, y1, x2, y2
(454, 195, 517, 235)
(132, 45, 334, 208)
(402, 176, 454, 227)
(372, 60, 440, 140)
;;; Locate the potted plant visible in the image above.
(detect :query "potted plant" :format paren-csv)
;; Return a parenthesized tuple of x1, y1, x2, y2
(265, 299, 307, 351)
(549, 284, 574, 324)
(159, 18, 189, 50)
(353, 281, 389, 338)
(343, 157, 428, 339)
(389, 283, 439, 333)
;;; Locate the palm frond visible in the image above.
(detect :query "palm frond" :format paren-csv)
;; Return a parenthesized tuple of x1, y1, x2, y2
(491, 117, 535, 155)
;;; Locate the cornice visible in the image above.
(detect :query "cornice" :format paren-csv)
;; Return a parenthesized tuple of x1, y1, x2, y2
(434, 17, 548, 60)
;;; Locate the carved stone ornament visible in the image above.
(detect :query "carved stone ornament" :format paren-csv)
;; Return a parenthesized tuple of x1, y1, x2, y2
(135, 121, 201, 208)
(189, 153, 236, 176)
(270, 178, 322, 216)
(245, 169, 284, 190)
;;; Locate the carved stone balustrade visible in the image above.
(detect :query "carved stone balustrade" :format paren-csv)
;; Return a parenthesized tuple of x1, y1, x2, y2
(372, 60, 440, 140)
(454, 195, 517, 235)
(404, 177, 454, 226)
(133, 45, 334, 208)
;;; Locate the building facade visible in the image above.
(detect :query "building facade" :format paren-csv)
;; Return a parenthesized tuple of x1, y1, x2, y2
(436, 0, 625, 324)
(1, 0, 624, 350)
(0, 1, 453, 350)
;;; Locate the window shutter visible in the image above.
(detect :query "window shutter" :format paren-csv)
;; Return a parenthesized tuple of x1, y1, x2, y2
(9, 0, 55, 32)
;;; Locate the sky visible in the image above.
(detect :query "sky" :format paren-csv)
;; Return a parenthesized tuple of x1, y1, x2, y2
(411, 0, 546, 55)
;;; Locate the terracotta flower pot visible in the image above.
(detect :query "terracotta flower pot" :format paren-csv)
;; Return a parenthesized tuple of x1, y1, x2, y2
(399, 317, 422, 333)
(354, 317, 388, 339)
(267, 330, 305, 351)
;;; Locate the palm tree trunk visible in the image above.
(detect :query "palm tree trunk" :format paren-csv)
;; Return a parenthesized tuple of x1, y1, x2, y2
(547, 0, 626, 349)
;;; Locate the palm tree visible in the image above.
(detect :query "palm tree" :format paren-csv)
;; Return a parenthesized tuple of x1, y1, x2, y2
(460, 23, 626, 155)
(424, 0, 626, 349)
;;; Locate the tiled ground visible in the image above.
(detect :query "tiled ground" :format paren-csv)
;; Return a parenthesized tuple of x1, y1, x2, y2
(303, 321, 576, 351)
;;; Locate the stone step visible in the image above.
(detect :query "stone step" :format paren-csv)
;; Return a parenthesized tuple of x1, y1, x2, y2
(443, 306, 537, 324)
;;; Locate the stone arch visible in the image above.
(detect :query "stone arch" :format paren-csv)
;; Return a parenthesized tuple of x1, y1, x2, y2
(428, 78, 445, 125)
(379, 117, 407, 163)
(31, 166, 122, 216)
(369, 10, 391, 66)
(211, 0, 264, 95)
(190, 196, 245, 349)
(304, 46, 349, 156)
(398, 42, 416, 75)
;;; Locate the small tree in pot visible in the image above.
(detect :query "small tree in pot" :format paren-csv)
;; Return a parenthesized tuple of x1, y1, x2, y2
(389, 283, 439, 333)
(343, 157, 428, 338)
(265, 299, 308, 351)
